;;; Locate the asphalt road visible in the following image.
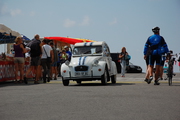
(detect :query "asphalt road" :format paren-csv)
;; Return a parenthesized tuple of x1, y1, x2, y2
(0, 73, 180, 120)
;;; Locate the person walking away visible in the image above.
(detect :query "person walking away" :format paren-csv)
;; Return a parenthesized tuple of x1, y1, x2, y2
(41, 39, 53, 83)
(64, 46, 72, 61)
(144, 46, 152, 82)
(159, 53, 166, 80)
(49, 42, 58, 80)
(119, 47, 129, 77)
(13, 37, 27, 83)
(25, 34, 42, 84)
(143, 27, 169, 85)
(167, 50, 176, 76)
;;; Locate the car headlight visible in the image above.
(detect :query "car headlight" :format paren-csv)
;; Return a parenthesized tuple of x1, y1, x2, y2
(93, 60, 99, 66)
(65, 60, 70, 66)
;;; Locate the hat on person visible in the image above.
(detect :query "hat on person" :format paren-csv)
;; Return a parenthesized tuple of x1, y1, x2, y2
(152, 26, 160, 33)
(64, 46, 68, 49)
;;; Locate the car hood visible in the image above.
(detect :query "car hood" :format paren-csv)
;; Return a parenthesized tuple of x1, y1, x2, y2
(70, 56, 103, 66)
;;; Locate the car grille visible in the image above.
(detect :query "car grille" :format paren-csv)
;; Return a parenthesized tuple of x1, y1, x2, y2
(75, 65, 88, 71)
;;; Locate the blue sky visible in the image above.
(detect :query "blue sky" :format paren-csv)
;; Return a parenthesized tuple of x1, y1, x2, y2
(0, 0, 180, 72)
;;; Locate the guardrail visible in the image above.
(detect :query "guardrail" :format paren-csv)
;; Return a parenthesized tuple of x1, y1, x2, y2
(0, 61, 33, 82)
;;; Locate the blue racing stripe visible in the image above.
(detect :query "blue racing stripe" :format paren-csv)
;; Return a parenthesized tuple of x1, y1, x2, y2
(90, 42, 93, 46)
(79, 57, 82, 65)
(84, 43, 88, 46)
(82, 56, 87, 65)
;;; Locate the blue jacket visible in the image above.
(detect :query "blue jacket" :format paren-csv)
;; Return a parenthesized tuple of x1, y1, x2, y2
(66, 51, 72, 61)
(143, 34, 169, 55)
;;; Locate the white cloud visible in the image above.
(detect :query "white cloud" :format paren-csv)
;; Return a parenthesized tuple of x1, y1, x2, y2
(10, 9, 22, 16)
(109, 18, 117, 25)
(80, 16, 90, 26)
(0, 4, 22, 17)
(0, 0, 21, 17)
(63, 19, 76, 28)
(63, 16, 90, 28)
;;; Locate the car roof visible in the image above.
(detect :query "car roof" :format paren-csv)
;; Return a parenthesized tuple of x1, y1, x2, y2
(74, 41, 105, 47)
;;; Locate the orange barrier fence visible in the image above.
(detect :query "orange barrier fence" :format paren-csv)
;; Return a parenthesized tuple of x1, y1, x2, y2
(0, 61, 32, 82)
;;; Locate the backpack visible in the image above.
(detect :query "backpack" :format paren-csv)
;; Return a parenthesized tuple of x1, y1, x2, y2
(125, 55, 131, 60)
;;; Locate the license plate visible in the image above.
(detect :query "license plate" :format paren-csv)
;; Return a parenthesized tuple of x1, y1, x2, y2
(75, 72, 88, 76)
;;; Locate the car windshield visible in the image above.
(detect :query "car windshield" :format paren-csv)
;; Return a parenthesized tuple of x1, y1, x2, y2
(73, 46, 102, 55)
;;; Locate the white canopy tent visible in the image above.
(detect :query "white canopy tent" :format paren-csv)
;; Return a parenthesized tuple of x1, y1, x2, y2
(0, 24, 21, 37)
(0, 24, 21, 53)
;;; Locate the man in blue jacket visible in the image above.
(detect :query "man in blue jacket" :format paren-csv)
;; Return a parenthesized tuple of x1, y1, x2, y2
(144, 27, 169, 85)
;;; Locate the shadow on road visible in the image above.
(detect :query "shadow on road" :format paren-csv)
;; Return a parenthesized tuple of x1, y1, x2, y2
(0, 80, 45, 87)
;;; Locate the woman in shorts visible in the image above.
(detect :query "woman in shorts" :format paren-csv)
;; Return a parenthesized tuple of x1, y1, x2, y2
(13, 37, 26, 83)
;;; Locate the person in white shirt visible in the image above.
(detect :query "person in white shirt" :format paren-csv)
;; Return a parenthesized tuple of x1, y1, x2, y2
(41, 39, 54, 83)
(25, 47, 31, 62)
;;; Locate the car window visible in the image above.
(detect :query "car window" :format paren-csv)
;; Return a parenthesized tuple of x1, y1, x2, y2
(73, 46, 102, 55)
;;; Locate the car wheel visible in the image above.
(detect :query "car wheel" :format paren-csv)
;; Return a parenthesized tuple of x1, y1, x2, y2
(76, 80, 81, 84)
(62, 77, 69, 86)
(111, 75, 116, 84)
(101, 67, 108, 85)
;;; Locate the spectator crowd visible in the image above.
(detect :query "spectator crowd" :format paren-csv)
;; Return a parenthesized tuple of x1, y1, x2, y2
(13, 34, 71, 84)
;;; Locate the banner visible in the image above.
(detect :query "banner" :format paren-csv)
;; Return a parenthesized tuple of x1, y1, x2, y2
(0, 61, 32, 82)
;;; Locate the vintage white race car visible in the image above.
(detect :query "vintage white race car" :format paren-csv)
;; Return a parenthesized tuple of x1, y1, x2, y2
(61, 41, 117, 86)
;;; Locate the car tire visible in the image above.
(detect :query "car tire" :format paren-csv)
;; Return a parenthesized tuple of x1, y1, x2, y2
(62, 77, 69, 86)
(101, 67, 108, 85)
(111, 75, 116, 84)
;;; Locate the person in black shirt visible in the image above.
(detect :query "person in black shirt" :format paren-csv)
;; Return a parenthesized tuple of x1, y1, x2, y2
(25, 34, 42, 84)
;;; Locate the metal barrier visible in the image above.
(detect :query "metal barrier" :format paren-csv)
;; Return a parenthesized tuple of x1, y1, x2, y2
(0, 61, 32, 82)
